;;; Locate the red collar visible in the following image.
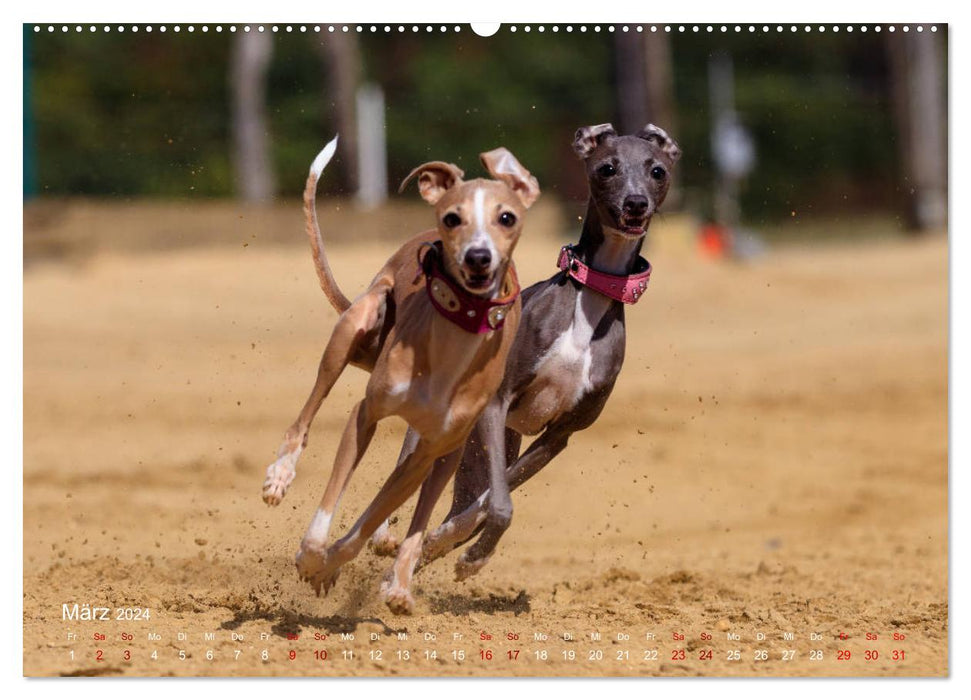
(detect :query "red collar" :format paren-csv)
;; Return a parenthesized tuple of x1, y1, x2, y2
(419, 243, 520, 334)
(556, 244, 652, 304)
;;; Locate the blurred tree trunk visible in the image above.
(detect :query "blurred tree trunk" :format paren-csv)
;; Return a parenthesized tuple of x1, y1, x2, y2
(614, 32, 649, 134)
(23, 25, 36, 198)
(316, 33, 361, 193)
(614, 32, 677, 135)
(887, 30, 947, 232)
(644, 32, 676, 135)
(230, 31, 275, 202)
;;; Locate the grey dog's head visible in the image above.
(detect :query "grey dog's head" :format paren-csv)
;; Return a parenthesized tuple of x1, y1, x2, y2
(573, 123, 681, 238)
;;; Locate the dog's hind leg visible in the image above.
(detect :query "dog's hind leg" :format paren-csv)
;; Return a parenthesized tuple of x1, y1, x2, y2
(381, 446, 464, 614)
(262, 278, 391, 506)
(369, 427, 421, 557)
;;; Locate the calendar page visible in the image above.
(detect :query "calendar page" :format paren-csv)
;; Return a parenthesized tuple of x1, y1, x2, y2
(22, 19, 949, 679)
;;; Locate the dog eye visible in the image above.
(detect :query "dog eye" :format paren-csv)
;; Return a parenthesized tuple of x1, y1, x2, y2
(498, 212, 517, 228)
(650, 165, 667, 180)
(597, 163, 616, 178)
(442, 213, 462, 228)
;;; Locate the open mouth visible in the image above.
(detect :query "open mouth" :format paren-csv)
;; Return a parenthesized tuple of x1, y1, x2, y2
(619, 218, 647, 236)
(461, 270, 496, 293)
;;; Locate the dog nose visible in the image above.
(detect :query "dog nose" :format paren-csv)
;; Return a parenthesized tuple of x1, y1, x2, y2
(464, 248, 493, 272)
(623, 195, 650, 218)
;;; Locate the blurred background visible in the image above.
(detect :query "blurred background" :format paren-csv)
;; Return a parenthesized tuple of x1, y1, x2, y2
(23, 24, 947, 261)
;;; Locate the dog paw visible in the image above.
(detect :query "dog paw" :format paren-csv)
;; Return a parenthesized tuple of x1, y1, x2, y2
(381, 582, 416, 615)
(262, 455, 297, 506)
(454, 551, 491, 582)
(368, 530, 399, 557)
(295, 544, 341, 596)
(420, 524, 454, 565)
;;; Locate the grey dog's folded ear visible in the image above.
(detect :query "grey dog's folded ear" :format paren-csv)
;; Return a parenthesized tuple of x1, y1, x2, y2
(480, 147, 541, 209)
(399, 161, 465, 204)
(636, 123, 681, 163)
(573, 123, 617, 159)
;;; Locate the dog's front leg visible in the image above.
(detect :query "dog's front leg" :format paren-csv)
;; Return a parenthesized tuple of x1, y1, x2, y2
(299, 435, 443, 596)
(452, 401, 515, 580)
(449, 424, 572, 581)
(381, 446, 464, 614)
(435, 408, 593, 578)
(504, 426, 571, 491)
(295, 397, 378, 595)
(262, 280, 390, 505)
(421, 420, 521, 565)
(444, 422, 522, 524)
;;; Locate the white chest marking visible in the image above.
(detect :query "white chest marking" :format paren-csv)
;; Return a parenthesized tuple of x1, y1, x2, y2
(388, 380, 411, 397)
(511, 234, 636, 435)
(534, 290, 610, 405)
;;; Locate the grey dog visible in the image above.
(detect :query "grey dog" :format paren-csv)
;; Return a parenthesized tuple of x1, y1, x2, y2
(408, 122, 682, 582)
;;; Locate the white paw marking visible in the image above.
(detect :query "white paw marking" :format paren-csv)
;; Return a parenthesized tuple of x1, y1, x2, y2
(262, 447, 302, 505)
(303, 508, 333, 549)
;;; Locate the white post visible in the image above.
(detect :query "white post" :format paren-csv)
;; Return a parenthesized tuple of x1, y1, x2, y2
(356, 83, 387, 209)
(908, 32, 946, 230)
(708, 52, 754, 227)
(230, 31, 275, 202)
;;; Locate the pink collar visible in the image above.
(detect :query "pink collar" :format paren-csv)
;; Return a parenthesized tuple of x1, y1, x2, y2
(420, 243, 520, 334)
(557, 244, 652, 304)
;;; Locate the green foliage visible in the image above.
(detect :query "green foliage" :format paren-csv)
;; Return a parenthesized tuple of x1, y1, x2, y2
(29, 29, 232, 197)
(26, 25, 927, 222)
(365, 31, 613, 188)
(669, 30, 900, 220)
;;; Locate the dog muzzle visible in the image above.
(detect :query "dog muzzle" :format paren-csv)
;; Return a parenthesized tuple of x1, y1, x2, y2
(419, 242, 520, 334)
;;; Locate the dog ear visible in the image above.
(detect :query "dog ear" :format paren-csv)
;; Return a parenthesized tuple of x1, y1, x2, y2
(480, 147, 541, 209)
(636, 123, 681, 163)
(573, 123, 617, 159)
(399, 161, 465, 204)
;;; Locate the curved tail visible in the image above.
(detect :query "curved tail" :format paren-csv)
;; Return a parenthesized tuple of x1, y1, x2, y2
(303, 135, 352, 314)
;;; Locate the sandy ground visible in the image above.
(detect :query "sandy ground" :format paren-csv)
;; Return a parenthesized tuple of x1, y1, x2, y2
(23, 203, 948, 677)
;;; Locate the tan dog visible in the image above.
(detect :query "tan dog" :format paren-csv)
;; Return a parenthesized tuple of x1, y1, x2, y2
(261, 137, 539, 612)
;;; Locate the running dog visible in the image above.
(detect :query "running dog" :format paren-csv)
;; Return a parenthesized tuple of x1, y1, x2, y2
(260, 137, 539, 612)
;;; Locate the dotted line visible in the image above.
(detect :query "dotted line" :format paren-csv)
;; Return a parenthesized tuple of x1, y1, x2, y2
(32, 24, 940, 34)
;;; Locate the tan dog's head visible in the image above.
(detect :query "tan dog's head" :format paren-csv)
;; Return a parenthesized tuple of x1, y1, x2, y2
(400, 148, 540, 297)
